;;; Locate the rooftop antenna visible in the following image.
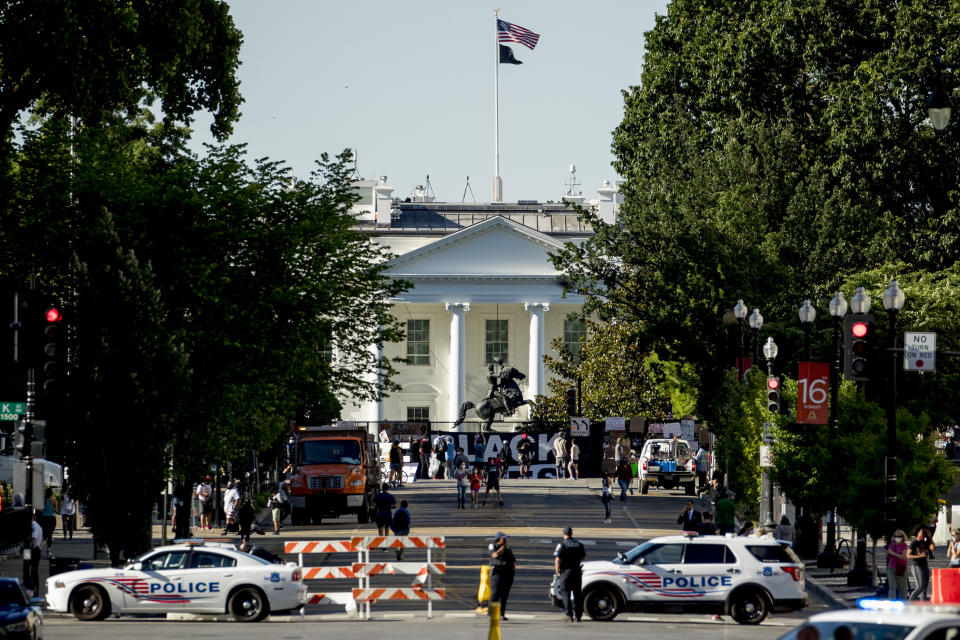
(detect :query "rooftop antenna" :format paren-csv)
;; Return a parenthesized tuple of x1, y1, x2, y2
(462, 175, 476, 203)
(565, 163, 582, 196)
(423, 174, 436, 200)
(351, 151, 362, 180)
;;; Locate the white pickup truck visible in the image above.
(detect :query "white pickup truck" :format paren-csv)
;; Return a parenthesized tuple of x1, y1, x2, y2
(638, 438, 696, 495)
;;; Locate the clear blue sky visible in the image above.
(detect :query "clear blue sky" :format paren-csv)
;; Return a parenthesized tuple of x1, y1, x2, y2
(189, 1, 671, 203)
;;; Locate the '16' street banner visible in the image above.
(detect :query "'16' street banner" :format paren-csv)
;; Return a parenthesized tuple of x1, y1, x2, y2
(797, 362, 829, 424)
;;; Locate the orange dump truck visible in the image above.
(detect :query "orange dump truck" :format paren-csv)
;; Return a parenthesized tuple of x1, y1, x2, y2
(286, 425, 380, 525)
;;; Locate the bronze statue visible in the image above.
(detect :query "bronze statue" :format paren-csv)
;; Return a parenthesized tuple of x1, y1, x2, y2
(454, 360, 532, 431)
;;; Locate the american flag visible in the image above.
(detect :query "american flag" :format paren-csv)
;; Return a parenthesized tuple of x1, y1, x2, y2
(497, 19, 539, 50)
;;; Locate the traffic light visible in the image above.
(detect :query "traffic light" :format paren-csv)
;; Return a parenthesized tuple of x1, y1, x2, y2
(565, 387, 577, 416)
(766, 376, 781, 413)
(40, 305, 62, 394)
(28, 421, 45, 457)
(14, 290, 42, 368)
(14, 421, 32, 458)
(843, 314, 876, 381)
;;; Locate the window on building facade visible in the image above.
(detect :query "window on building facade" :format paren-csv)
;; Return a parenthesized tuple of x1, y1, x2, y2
(319, 334, 333, 364)
(485, 319, 509, 364)
(563, 318, 587, 363)
(406, 319, 430, 365)
(406, 406, 430, 422)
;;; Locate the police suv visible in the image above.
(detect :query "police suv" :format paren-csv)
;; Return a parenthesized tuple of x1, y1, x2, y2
(579, 533, 806, 624)
(45, 541, 306, 622)
(778, 599, 960, 639)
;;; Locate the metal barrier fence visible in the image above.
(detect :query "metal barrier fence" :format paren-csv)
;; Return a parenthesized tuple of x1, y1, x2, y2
(285, 536, 446, 619)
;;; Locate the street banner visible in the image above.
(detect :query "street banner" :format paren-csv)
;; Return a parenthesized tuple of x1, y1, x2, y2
(759, 445, 774, 468)
(797, 361, 829, 424)
(604, 416, 625, 432)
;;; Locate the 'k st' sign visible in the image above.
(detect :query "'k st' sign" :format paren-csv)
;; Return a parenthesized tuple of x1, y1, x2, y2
(797, 362, 829, 425)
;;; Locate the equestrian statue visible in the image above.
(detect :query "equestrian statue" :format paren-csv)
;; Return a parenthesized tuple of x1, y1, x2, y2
(453, 359, 533, 431)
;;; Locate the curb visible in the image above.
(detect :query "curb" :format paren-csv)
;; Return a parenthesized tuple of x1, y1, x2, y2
(805, 575, 852, 609)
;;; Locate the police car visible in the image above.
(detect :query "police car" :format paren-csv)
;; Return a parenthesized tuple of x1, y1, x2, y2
(778, 599, 960, 639)
(579, 533, 806, 624)
(45, 541, 306, 622)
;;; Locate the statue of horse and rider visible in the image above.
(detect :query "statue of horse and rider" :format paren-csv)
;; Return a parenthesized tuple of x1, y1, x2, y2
(453, 359, 533, 431)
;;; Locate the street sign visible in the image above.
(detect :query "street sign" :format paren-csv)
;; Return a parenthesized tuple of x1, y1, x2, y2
(759, 445, 774, 468)
(570, 417, 590, 437)
(904, 332, 936, 372)
(797, 362, 829, 424)
(604, 416, 625, 432)
(0, 402, 25, 421)
(762, 422, 775, 444)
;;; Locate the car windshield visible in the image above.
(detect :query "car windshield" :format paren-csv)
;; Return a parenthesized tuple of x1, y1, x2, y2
(777, 621, 914, 640)
(0, 581, 27, 607)
(614, 542, 655, 565)
(300, 440, 361, 465)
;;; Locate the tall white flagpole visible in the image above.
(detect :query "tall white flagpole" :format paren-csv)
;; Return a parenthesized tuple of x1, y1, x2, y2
(493, 9, 502, 202)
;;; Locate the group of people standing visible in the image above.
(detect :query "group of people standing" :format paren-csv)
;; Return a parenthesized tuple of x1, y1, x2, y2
(552, 435, 581, 480)
(886, 526, 946, 601)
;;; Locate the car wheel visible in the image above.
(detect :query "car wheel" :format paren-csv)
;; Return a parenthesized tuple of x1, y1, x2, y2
(70, 584, 110, 621)
(357, 498, 369, 524)
(684, 482, 696, 496)
(228, 586, 269, 622)
(640, 480, 649, 495)
(584, 585, 621, 621)
(730, 588, 768, 625)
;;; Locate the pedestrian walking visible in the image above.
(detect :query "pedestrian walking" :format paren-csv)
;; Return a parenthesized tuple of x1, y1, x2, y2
(433, 433, 447, 479)
(388, 441, 404, 487)
(195, 476, 213, 530)
(489, 531, 516, 621)
(237, 495, 255, 542)
(27, 511, 42, 595)
(222, 480, 240, 534)
(886, 529, 909, 600)
(418, 438, 431, 480)
(774, 515, 795, 546)
(677, 499, 702, 531)
(517, 434, 534, 478)
(616, 461, 632, 502)
(59, 487, 76, 541)
(695, 445, 710, 491)
(554, 526, 586, 622)
(469, 468, 482, 508)
(908, 527, 935, 600)
(948, 529, 960, 567)
(445, 437, 456, 479)
(697, 511, 718, 535)
(482, 457, 504, 507)
(568, 440, 580, 480)
(715, 490, 737, 535)
(454, 462, 470, 509)
(601, 477, 612, 524)
(554, 436, 568, 479)
(40, 487, 57, 554)
(374, 484, 396, 536)
(391, 500, 411, 560)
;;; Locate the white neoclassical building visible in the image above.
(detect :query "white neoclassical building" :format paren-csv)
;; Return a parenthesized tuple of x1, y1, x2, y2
(341, 176, 621, 427)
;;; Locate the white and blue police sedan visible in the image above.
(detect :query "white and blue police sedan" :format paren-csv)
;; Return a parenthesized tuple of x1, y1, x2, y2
(46, 541, 305, 622)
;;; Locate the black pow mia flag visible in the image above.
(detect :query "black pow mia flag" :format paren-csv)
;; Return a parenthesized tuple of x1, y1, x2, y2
(499, 44, 522, 65)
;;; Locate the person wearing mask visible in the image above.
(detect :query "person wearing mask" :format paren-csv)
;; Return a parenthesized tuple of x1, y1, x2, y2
(715, 490, 738, 535)
(948, 528, 960, 568)
(886, 529, 909, 600)
(454, 461, 470, 509)
(488, 532, 516, 621)
(907, 527, 935, 600)
(554, 526, 586, 622)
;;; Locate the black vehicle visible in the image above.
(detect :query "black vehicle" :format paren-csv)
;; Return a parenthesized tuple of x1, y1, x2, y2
(0, 577, 43, 640)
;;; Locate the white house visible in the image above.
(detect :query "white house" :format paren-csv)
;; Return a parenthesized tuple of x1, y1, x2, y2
(340, 177, 621, 427)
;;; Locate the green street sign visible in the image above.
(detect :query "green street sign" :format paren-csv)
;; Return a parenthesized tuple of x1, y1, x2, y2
(0, 402, 25, 421)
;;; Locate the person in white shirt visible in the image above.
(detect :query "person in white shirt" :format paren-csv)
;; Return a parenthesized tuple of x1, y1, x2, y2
(195, 477, 213, 530)
(28, 511, 43, 593)
(222, 481, 240, 535)
(60, 489, 77, 540)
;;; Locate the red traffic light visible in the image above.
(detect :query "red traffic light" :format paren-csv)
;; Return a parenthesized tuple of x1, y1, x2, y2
(45, 307, 61, 323)
(767, 377, 780, 390)
(851, 321, 868, 338)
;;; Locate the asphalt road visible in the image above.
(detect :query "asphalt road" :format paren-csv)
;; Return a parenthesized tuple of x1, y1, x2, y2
(39, 477, 831, 638)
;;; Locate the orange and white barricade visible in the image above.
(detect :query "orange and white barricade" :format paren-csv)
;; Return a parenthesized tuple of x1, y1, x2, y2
(287, 536, 446, 619)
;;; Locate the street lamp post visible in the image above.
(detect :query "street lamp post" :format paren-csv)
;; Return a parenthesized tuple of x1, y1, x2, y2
(761, 336, 778, 530)
(749, 308, 764, 367)
(882, 280, 906, 533)
(799, 300, 816, 361)
(734, 300, 748, 380)
(818, 291, 847, 568)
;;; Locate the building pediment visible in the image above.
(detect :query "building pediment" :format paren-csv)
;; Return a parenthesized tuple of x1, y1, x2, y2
(386, 216, 565, 279)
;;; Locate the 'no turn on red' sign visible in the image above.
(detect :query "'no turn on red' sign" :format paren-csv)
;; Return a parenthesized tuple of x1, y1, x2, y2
(904, 332, 936, 372)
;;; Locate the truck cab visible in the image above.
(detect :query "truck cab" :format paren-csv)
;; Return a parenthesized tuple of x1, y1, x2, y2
(286, 425, 380, 525)
(638, 437, 697, 495)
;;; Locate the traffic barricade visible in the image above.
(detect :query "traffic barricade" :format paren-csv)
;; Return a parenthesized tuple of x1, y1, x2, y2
(286, 536, 446, 619)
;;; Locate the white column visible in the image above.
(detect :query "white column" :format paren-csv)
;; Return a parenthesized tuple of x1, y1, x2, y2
(364, 339, 385, 424)
(525, 303, 550, 398)
(445, 303, 470, 422)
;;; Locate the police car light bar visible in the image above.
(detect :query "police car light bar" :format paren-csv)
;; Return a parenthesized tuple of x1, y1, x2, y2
(857, 598, 906, 612)
(171, 538, 234, 546)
